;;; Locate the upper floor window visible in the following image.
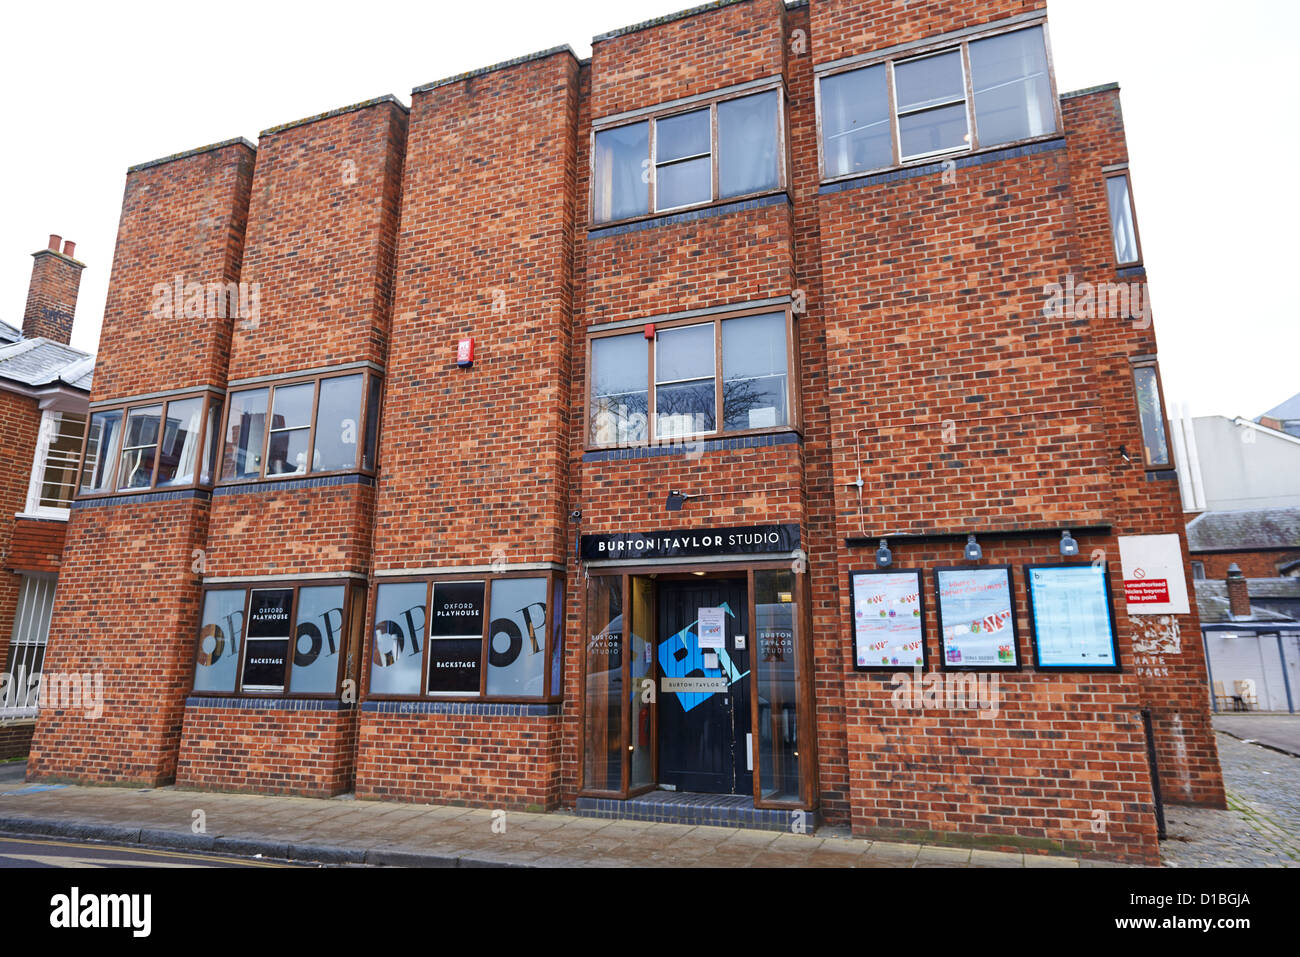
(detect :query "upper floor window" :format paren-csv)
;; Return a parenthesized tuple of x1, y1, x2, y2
(1131, 359, 1172, 470)
(588, 308, 795, 447)
(24, 410, 87, 517)
(818, 23, 1058, 179)
(79, 392, 220, 497)
(592, 86, 785, 225)
(1105, 169, 1142, 266)
(219, 369, 382, 483)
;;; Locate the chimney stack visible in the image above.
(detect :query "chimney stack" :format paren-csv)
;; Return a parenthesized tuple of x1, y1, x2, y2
(1226, 564, 1251, 618)
(21, 234, 84, 345)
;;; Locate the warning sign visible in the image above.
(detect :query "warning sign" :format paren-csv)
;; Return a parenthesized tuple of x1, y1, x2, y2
(1118, 534, 1190, 616)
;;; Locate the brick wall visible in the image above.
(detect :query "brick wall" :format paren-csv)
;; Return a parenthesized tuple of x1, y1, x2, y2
(1196, 551, 1300, 581)
(0, 390, 41, 671)
(7, 518, 68, 574)
(0, 721, 35, 761)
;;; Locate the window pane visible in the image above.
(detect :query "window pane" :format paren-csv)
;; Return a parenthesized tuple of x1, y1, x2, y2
(1133, 366, 1170, 467)
(656, 324, 714, 382)
(486, 577, 548, 697)
(370, 582, 426, 696)
(656, 324, 716, 437)
(201, 399, 220, 485)
(629, 576, 654, 788)
(718, 91, 780, 197)
(314, 374, 363, 472)
(755, 569, 800, 802)
(895, 51, 965, 113)
(117, 405, 162, 490)
(193, 589, 245, 693)
(593, 122, 650, 223)
(267, 382, 313, 477)
(583, 576, 623, 791)
(656, 156, 711, 210)
(155, 397, 203, 487)
(656, 108, 709, 163)
(820, 65, 892, 177)
(38, 412, 87, 509)
(363, 375, 382, 470)
(898, 103, 969, 158)
(428, 581, 484, 695)
(241, 588, 293, 692)
(222, 388, 268, 481)
(290, 586, 346, 694)
(1107, 175, 1140, 264)
(80, 410, 122, 494)
(970, 26, 1055, 145)
(722, 312, 788, 430)
(590, 334, 649, 445)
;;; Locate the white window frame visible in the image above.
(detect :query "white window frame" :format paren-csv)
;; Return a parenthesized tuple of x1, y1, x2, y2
(22, 409, 87, 521)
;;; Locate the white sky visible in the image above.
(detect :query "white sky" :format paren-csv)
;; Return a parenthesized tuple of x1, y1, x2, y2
(1, 0, 1295, 419)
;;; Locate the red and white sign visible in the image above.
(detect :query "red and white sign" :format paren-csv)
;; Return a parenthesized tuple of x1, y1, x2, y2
(456, 337, 474, 367)
(1118, 534, 1190, 616)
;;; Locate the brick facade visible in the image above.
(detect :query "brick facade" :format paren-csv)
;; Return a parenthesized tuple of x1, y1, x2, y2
(28, 0, 1219, 864)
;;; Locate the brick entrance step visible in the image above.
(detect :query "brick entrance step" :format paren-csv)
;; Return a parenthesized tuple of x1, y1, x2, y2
(575, 790, 818, 832)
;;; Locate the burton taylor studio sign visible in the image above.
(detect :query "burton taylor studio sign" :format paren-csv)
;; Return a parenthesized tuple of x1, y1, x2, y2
(581, 524, 800, 561)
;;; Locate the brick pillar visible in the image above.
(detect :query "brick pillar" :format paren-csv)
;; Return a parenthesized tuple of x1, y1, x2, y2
(21, 236, 84, 344)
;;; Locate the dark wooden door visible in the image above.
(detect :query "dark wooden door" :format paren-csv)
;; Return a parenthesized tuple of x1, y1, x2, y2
(656, 579, 751, 795)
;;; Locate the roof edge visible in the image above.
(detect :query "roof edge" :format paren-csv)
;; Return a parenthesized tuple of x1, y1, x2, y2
(593, 0, 751, 44)
(1060, 82, 1120, 101)
(412, 45, 578, 95)
(128, 137, 256, 174)
(260, 94, 410, 138)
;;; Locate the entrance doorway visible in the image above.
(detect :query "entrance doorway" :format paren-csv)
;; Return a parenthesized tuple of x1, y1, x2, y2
(656, 578, 752, 795)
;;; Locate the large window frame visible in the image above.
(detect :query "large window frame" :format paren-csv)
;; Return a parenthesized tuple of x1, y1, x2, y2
(24, 408, 88, 518)
(365, 570, 566, 705)
(589, 80, 790, 227)
(190, 577, 366, 700)
(585, 304, 801, 450)
(1130, 357, 1174, 472)
(814, 18, 1063, 183)
(75, 389, 223, 500)
(216, 367, 383, 486)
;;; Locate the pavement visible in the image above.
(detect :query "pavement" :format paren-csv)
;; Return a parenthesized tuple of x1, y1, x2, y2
(1212, 713, 1300, 757)
(0, 767, 1115, 868)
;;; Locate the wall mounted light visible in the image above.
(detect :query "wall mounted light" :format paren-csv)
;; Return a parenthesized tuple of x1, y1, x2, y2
(875, 539, 892, 568)
(1060, 530, 1079, 557)
(666, 490, 694, 511)
(1119, 445, 1131, 464)
(964, 534, 982, 561)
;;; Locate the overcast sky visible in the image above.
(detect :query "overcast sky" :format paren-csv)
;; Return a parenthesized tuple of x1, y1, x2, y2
(2, 0, 1295, 420)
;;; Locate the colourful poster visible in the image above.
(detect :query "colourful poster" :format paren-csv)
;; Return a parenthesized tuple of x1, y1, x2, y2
(1026, 564, 1119, 669)
(934, 567, 1019, 669)
(851, 570, 925, 670)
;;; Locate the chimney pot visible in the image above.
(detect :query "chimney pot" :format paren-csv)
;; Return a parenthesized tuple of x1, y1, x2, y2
(48, 234, 61, 251)
(1226, 563, 1251, 618)
(62, 240, 76, 258)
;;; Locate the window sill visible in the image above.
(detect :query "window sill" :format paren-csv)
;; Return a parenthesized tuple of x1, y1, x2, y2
(819, 133, 1065, 189)
(588, 190, 790, 235)
(583, 428, 802, 463)
(14, 510, 69, 522)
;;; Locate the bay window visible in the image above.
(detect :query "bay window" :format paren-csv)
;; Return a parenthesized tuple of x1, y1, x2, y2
(818, 22, 1059, 179)
(219, 369, 382, 483)
(592, 84, 785, 225)
(588, 307, 796, 447)
(79, 391, 221, 497)
(367, 572, 564, 702)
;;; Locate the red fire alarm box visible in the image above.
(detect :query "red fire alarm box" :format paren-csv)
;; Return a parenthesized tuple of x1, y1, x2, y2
(457, 337, 475, 368)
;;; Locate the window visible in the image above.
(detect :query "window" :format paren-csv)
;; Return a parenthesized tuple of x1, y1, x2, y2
(1191, 561, 1206, 581)
(1, 573, 56, 717)
(1106, 170, 1142, 266)
(592, 86, 784, 224)
(367, 572, 564, 701)
(1132, 360, 1172, 469)
(25, 410, 88, 516)
(588, 308, 795, 446)
(219, 370, 382, 483)
(817, 23, 1059, 178)
(191, 580, 365, 697)
(79, 392, 221, 497)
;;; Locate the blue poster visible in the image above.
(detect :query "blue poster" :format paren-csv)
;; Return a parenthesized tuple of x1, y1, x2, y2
(1026, 565, 1118, 668)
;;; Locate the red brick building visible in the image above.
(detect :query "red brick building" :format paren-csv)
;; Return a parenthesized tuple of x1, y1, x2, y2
(28, 0, 1222, 864)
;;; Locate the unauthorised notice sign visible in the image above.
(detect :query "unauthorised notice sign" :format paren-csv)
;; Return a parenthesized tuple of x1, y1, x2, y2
(1124, 579, 1171, 605)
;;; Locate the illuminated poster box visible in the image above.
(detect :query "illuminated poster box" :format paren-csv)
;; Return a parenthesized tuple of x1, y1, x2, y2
(1024, 563, 1121, 671)
(934, 566, 1021, 671)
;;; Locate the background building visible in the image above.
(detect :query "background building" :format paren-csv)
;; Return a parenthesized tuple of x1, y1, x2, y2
(26, 0, 1221, 865)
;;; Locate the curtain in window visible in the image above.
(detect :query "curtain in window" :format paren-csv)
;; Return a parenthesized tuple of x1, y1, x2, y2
(718, 91, 780, 199)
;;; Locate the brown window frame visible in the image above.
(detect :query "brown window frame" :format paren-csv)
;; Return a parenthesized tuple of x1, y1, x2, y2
(1130, 357, 1174, 471)
(814, 17, 1063, 183)
(75, 389, 224, 500)
(589, 80, 791, 228)
(585, 304, 801, 451)
(190, 577, 366, 700)
(364, 570, 566, 706)
(1104, 166, 1144, 268)
(215, 367, 383, 486)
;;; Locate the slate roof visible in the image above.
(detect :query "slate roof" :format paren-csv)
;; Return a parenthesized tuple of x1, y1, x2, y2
(1186, 507, 1300, 552)
(1195, 579, 1300, 626)
(1260, 390, 1300, 421)
(0, 337, 94, 393)
(0, 319, 20, 344)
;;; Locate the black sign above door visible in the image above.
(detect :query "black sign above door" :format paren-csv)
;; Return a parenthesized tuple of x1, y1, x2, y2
(580, 524, 800, 562)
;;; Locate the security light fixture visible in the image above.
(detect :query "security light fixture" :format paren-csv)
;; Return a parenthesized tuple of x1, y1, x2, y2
(1060, 529, 1079, 557)
(964, 534, 982, 561)
(875, 539, 892, 568)
(666, 490, 693, 511)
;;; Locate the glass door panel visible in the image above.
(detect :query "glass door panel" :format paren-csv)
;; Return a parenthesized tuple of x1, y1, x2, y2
(629, 576, 656, 791)
(582, 576, 624, 793)
(754, 568, 801, 803)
